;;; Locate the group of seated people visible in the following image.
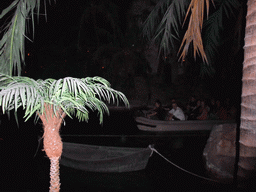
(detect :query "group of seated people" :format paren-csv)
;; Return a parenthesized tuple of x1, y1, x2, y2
(146, 100, 185, 121)
(146, 96, 237, 121)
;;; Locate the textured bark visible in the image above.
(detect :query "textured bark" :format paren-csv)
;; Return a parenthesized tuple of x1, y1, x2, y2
(39, 104, 66, 192)
(49, 157, 61, 192)
(239, 0, 256, 178)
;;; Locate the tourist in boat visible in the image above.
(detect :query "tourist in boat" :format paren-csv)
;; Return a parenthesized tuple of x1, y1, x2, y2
(216, 100, 228, 120)
(165, 98, 177, 111)
(184, 103, 192, 120)
(146, 99, 167, 120)
(167, 102, 185, 121)
(208, 97, 218, 120)
(196, 100, 208, 120)
(188, 95, 197, 109)
(187, 99, 201, 120)
(184, 96, 198, 120)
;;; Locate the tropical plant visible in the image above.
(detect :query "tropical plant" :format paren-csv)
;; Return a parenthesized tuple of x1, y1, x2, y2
(0, 74, 128, 191)
(0, 0, 45, 76)
(238, 0, 256, 182)
(0, 1, 129, 191)
(144, 0, 256, 184)
(143, 0, 241, 76)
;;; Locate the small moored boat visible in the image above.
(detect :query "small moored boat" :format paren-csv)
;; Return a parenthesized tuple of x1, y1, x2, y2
(135, 117, 236, 132)
(60, 142, 152, 173)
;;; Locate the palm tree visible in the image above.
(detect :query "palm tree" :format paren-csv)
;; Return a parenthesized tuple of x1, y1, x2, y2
(0, 1, 129, 191)
(143, 0, 242, 75)
(143, 0, 256, 184)
(239, 0, 256, 181)
(0, 74, 128, 191)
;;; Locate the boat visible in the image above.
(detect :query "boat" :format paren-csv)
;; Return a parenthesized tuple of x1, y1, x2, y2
(135, 117, 236, 132)
(60, 142, 153, 173)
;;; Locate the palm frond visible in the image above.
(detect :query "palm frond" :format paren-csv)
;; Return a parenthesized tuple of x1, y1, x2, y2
(142, 0, 190, 57)
(199, 61, 216, 77)
(45, 76, 128, 123)
(0, 74, 128, 124)
(178, 0, 214, 63)
(0, 74, 42, 119)
(202, 0, 241, 67)
(0, 0, 19, 18)
(0, 0, 50, 76)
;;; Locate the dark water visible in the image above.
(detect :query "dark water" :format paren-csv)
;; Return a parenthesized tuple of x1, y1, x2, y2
(0, 110, 255, 191)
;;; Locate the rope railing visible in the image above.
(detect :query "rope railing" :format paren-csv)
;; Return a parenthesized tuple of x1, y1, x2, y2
(149, 145, 219, 183)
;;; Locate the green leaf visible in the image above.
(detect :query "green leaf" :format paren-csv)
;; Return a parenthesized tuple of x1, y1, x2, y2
(143, 0, 190, 57)
(0, 0, 19, 18)
(0, 74, 128, 124)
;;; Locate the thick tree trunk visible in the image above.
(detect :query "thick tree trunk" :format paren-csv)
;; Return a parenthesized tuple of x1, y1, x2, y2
(203, 0, 256, 185)
(39, 104, 66, 192)
(239, 0, 256, 179)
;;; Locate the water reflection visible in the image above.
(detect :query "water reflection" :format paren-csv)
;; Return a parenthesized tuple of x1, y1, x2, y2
(0, 109, 254, 191)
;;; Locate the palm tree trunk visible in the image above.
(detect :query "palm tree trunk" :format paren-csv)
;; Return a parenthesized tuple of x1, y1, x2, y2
(39, 104, 66, 192)
(238, 0, 256, 179)
(49, 157, 61, 191)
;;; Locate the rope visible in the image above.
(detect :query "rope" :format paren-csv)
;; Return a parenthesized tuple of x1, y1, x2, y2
(149, 145, 218, 183)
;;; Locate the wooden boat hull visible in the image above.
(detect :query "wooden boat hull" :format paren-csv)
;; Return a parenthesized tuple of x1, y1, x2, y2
(60, 142, 152, 173)
(136, 117, 236, 132)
